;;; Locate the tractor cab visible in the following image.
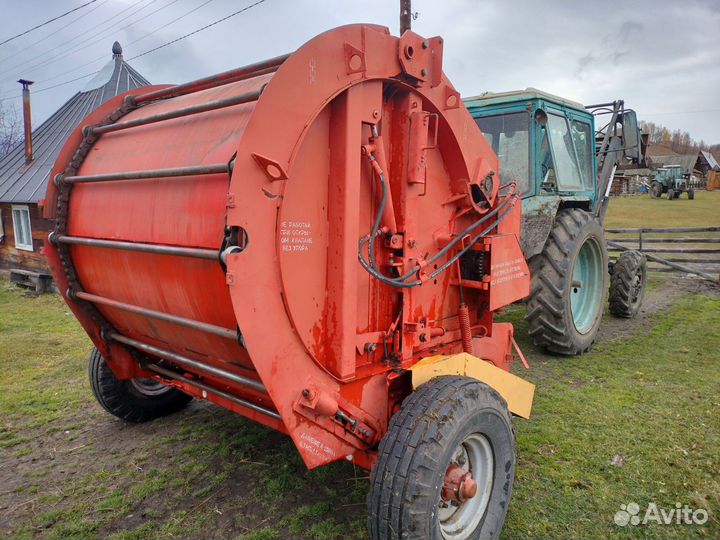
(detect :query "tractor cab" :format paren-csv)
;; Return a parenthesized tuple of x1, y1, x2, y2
(464, 88, 597, 203)
(463, 89, 647, 356)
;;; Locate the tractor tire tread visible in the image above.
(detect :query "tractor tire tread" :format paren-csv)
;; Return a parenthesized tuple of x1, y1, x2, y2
(525, 208, 607, 355)
(609, 250, 647, 318)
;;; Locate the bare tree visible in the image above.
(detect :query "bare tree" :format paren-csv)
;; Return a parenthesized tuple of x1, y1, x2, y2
(0, 104, 22, 158)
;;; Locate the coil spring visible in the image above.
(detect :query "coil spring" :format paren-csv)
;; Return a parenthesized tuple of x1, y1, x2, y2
(458, 303, 473, 354)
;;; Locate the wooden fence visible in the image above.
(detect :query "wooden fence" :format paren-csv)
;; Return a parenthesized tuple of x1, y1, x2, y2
(605, 226, 720, 284)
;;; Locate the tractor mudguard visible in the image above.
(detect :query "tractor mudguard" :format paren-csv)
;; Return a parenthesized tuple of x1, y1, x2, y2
(520, 196, 560, 259)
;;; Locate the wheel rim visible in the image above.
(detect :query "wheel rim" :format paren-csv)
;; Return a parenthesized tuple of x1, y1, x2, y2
(630, 269, 644, 307)
(130, 378, 170, 396)
(438, 433, 494, 540)
(570, 237, 603, 334)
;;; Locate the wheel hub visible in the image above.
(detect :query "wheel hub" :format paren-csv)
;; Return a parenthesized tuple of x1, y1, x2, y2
(631, 274, 642, 303)
(129, 377, 170, 397)
(570, 237, 603, 334)
(442, 465, 478, 504)
(438, 433, 494, 540)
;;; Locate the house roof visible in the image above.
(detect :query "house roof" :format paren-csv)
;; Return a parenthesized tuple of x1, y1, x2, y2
(652, 154, 700, 174)
(0, 42, 150, 204)
(700, 150, 720, 171)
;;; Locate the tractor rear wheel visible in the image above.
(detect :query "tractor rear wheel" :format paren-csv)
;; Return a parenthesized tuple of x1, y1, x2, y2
(368, 376, 515, 540)
(651, 182, 663, 198)
(88, 348, 191, 422)
(609, 250, 647, 318)
(667, 188, 675, 200)
(526, 209, 608, 355)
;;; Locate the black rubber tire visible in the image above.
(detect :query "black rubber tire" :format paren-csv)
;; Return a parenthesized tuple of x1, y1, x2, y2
(688, 188, 695, 200)
(667, 189, 675, 200)
(609, 250, 647, 319)
(650, 182, 662, 198)
(525, 208, 608, 355)
(88, 348, 192, 422)
(368, 376, 515, 540)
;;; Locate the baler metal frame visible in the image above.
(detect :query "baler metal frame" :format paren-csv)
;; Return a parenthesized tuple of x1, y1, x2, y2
(44, 24, 535, 540)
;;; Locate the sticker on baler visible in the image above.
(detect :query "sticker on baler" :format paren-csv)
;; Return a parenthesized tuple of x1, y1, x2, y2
(490, 257, 526, 286)
(298, 431, 337, 458)
(280, 220, 313, 252)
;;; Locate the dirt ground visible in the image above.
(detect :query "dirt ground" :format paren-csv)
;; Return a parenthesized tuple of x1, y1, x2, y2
(595, 276, 716, 344)
(1, 276, 718, 540)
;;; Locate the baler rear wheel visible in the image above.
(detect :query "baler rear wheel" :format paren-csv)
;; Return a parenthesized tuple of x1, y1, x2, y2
(368, 376, 515, 540)
(609, 250, 647, 318)
(88, 348, 192, 422)
(526, 208, 608, 355)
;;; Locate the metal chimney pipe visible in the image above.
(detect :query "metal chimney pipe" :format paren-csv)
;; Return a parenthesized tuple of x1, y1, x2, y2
(18, 79, 34, 164)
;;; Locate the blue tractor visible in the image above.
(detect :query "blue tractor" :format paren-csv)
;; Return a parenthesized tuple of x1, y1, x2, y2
(464, 89, 647, 355)
(651, 165, 695, 200)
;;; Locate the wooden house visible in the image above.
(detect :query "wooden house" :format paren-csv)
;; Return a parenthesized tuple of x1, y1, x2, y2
(0, 43, 149, 290)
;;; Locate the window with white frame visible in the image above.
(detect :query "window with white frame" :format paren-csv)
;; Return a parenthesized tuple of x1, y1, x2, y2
(12, 205, 33, 251)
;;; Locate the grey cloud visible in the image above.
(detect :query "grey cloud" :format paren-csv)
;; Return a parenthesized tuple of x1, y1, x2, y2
(0, 0, 718, 143)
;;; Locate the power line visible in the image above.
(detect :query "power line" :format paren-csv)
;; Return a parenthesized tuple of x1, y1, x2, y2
(0, 0, 269, 103)
(34, 0, 217, 87)
(0, 0, 113, 64)
(130, 0, 217, 47)
(644, 109, 720, 116)
(129, 0, 267, 60)
(0, 0, 100, 47)
(3, 0, 154, 74)
(7, 0, 161, 75)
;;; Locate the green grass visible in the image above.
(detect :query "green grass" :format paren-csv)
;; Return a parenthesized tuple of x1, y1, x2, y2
(0, 282, 90, 429)
(605, 190, 720, 229)
(502, 295, 720, 538)
(1, 282, 718, 539)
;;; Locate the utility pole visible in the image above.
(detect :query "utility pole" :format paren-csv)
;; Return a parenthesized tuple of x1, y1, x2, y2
(400, 0, 411, 34)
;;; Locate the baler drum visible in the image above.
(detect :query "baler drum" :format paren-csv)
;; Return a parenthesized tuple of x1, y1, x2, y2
(44, 24, 520, 470)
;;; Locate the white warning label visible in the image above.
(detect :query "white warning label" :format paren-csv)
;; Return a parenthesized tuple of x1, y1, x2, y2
(280, 220, 313, 253)
(490, 257, 526, 286)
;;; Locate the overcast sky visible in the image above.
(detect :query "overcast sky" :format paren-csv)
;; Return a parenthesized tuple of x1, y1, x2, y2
(1, 0, 719, 144)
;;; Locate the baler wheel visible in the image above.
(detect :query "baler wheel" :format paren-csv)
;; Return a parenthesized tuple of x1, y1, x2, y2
(667, 189, 675, 200)
(609, 250, 647, 319)
(688, 188, 695, 200)
(88, 348, 192, 422)
(526, 209, 608, 355)
(368, 376, 514, 540)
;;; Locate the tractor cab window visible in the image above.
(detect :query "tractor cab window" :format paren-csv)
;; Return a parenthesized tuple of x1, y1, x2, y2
(571, 120, 594, 190)
(538, 125, 557, 189)
(546, 113, 583, 191)
(475, 113, 531, 197)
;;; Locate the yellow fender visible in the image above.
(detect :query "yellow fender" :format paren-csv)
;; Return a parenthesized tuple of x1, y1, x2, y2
(410, 353, 535, 419)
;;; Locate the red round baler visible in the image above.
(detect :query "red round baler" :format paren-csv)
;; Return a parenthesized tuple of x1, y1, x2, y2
(44, 24, 534, 540)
